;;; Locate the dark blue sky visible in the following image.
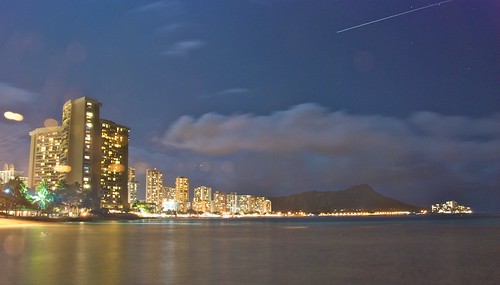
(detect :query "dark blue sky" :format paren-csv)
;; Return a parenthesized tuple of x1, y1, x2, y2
(1, 0, 499, 211)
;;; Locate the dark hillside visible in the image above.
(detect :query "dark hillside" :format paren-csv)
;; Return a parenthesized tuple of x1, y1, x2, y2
(270, 184, 420, 212)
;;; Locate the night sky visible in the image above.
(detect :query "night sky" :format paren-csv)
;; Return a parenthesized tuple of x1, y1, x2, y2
(0, 0, 498, 211)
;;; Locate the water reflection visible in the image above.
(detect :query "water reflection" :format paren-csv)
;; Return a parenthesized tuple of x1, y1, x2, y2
(1, 219, 500, 284)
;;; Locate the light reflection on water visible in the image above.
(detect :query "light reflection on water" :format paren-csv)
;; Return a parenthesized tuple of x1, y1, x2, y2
(1, 217, 500, 285)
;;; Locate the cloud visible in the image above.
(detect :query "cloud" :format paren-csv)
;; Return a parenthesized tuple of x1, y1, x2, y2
(198, 88, 251, 99)
(161, 103, 414, 154)
(0, 82, 38, 106)
(218, 88, 251, 95)
(131, 0, 184, 23)
(134, 0, 181, 13)
(156, 103, 500, 210)
(163, 40, 206, 56)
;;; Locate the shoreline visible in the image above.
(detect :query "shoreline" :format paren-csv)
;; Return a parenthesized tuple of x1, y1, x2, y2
(0, 213, 142, 227)
(0, 216, 52, 228)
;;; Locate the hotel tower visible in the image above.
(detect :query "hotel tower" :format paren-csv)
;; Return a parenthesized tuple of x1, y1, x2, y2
(28, 96, 130, 209)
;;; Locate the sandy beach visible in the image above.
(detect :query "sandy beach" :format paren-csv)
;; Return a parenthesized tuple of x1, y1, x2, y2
(0, 217, 48, 228)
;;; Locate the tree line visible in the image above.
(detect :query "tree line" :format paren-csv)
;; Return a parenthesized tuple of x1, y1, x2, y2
(0, 177, 94, 216)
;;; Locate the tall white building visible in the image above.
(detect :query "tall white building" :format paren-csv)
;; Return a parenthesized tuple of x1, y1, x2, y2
(128, 167, 139, 204)
(28, 126, 64, 190)
(192, 186, 212, 213)
(175, 176, 189, 212)
(213, 190, 227, 213)
(227, 192, 237, 214)
(160, 186, 177, 212)
(146, 168, 163, 205)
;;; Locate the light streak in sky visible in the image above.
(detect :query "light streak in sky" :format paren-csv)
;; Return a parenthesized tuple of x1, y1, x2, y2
(337, 0, 453, 34)
(4, 111, 24, 122)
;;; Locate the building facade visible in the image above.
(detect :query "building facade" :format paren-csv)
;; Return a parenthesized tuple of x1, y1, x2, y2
(128, 167, 139, 204)
(192, 186, 212, 213)
(175, 176, 189, 212)
(0, 163, 25, 186)
(27, 96, 130, 209)
(60, 97, 102, 206)
(146, 168, 163, 205)
(213, 190, 227, 213)
(100, 119, 129, 209)
(227, 192, 238, 214)
(28, 126, 64, 190)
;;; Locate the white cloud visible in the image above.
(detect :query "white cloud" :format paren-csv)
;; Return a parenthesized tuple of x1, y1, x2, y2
(0, 82, 38, 105)
(156, 103, 500, 208)
(163, 40, 206, 56)
(198, 88, 251, 99)
(161, 104, 500, 157)
(134, 0, 181, 13)
(218, 88, 250, 95)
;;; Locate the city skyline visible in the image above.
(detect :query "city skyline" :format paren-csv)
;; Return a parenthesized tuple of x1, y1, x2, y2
(0, 0, 498, 211)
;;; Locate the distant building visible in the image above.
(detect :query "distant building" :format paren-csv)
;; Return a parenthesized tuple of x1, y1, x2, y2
(0, 163, 25, 186)
(192, 186, 212, 213)
(213, 190, 227, 213)
(162, 186, 176, 201)
(146, 168, 163, 205)
(128, 167, 139, 204)
(28, 126, 64, 190)
(227, 192, 237, 214)
(431, 200, 472, 214)
(263, 199, 272, 214)
(99, 119, 129, 210)
(175, 176, 189, 212)
(237, 195, 252, 213)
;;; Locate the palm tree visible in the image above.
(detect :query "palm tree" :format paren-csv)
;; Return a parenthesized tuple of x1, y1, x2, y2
(31, 180, 56, 212)
(2, 177, 33, 214)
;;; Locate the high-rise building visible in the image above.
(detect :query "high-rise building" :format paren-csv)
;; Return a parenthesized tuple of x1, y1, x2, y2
(161, 186, 177, 212)
(227, 192, 237, 214)
(213, 190, 227, 213)
(60, 97, 102, 206)
(28, 96, 130, 209)
(237, 195, 252, 213)
(192, 186, 211, 213)
(175, 176, 189, 212)
(146, 168, 163, 205)
(100, 119, 129, 209)
(28, 126, 64, 190)
(128, 167, 139, 204)
(253, 196, 272, 214)
(263, 199, 272, 214)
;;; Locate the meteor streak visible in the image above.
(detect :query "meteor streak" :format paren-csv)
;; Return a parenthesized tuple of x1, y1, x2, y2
(337, 0, 453, 33)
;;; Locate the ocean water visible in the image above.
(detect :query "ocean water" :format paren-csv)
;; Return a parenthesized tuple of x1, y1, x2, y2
(1, 215, 500, 285)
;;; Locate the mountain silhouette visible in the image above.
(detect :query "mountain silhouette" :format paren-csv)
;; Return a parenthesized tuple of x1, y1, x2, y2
(269, 184, 420, 213)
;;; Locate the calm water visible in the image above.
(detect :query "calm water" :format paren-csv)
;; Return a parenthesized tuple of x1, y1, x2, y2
(1, 215, 500, 285)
